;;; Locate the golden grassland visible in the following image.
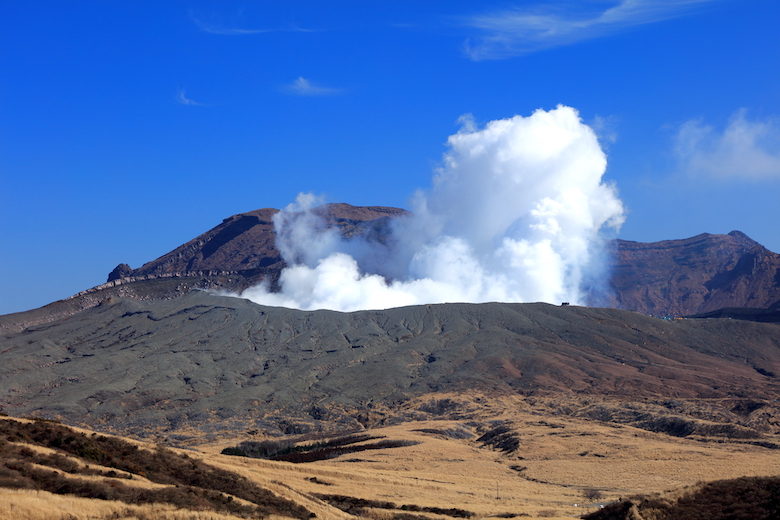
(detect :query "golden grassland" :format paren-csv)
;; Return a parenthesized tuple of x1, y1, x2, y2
(189, 406, 780, 520)
(0, 488, 261, 520)
(3, 398, 780, 520)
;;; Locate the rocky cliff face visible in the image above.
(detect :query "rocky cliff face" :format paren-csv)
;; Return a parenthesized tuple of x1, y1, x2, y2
(609, 231, 780, 316)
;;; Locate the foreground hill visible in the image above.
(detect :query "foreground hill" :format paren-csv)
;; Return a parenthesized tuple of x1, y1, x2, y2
(0, 415, 313, 519)
(4, 411, 780, 520)
(584, 476, 780, 520)
(2, 204, 779, 335)
(2, 290, 780, 444)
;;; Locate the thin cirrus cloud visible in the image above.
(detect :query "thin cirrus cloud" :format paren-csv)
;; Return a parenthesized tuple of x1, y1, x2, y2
(283, 77, 344, 96)
(675, 110, 780, 180)
(189, 10, 316, 35)
(176, 89, 204, 106)
(461, 0, 724, 60)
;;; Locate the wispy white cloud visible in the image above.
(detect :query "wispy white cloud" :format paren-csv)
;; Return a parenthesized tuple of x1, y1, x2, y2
(675, 109, 780, 180)
(176, 89, 204, 106)
(190, 10, 317, 35)
(282, 77, 344, 96)
(462, 0, 723, 60)
(590, 114, 620, 148)
(191, 15, 272, 35)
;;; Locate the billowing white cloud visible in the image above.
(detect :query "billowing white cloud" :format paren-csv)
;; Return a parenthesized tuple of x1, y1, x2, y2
(462, 0, 722, 60)
(283, 77, 344, 96)
(230, 105, 625, 312)
(675, 109, 780, 180)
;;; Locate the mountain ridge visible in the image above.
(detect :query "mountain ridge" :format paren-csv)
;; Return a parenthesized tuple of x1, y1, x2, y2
(122, 204, 409, 281)
(609, 229, 780, 315)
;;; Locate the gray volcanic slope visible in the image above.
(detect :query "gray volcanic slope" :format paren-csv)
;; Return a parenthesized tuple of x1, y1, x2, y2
(2, 291, 780, 439)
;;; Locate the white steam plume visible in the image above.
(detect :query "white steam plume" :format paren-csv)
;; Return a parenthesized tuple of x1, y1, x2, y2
(237, 105, 625, 311)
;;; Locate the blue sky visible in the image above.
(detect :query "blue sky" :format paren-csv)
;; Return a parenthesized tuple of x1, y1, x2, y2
(1, 0, 779, 315)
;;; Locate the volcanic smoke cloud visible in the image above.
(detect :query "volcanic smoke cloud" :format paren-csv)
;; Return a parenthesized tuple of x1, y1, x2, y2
(239, 105, 625, 311)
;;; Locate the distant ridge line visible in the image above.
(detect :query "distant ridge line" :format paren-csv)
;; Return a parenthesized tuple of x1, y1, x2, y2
(687, 307, 780, 323)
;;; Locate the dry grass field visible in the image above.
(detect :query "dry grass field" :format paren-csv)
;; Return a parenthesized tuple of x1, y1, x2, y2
(0, 488, 258, 520)
(189, 394, 780, 520)
(3, 393, 780, 519)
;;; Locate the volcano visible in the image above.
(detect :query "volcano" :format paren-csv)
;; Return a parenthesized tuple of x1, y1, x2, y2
(2, 204, 779, 335)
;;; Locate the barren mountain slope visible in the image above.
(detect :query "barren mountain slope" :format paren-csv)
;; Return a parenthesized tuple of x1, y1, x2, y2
(0, 203, 408, 334)
(121, 204, 407, 280)
(610, 230, 780, 316)
(2, 291, 780, 443)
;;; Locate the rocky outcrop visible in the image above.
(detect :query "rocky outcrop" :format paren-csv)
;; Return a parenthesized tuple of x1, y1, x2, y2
(107, 263, 133, 282)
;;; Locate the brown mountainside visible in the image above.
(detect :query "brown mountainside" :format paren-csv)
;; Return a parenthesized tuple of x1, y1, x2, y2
(116, 203, 408, 281)
(609, 230, 780, 316)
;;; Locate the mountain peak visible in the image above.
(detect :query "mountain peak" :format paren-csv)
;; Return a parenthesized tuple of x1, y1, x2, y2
(728, 230, 760, 246)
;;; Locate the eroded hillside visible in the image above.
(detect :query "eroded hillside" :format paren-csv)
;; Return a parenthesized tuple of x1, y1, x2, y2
(2, 291, 780, 444)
